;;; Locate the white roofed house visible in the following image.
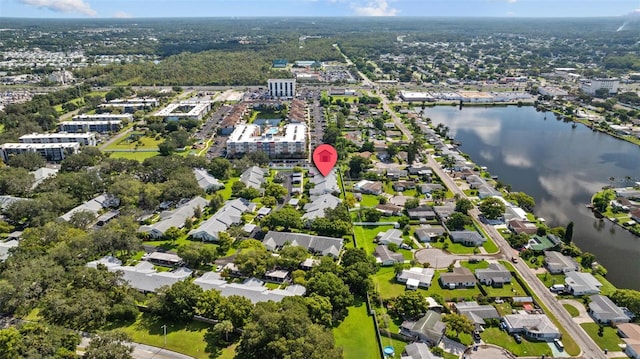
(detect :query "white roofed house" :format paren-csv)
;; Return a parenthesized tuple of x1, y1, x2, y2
(302, 194, 341, 224)
(262, 231, 344, 258)
(240, 166, 268, 190)
(376, 228, 404, 247)
(309, 168, 339, 196)
(588, 294, 632, 325)
(193, 168, 223, 192)
(544, 251, 579, 274)
(454, 301, 500, 329)
(397, 267, 435, 289)
(374, 245, 404, 266)
(59, 194, 120, 222)
(400, 310, 446, 346)
(565, 271, 602, 296)
(138, 196, 209, 239)
(475, 263, 512, 287)
(449, 230, 486, 247)
(502, 313, 561, 341)
(188, 198, 249, 242)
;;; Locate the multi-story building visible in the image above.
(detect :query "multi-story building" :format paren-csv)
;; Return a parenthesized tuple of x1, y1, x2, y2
(72, 114, 133, 122)
(19, 132, 97, 146)
(59, 120, 122, 133)
(580, 77, 620, 95)
(227, 123, 307, 159)
(100, 98, 159, 113)
(155, 100, 211, 121)
(0, 142, 80, 162)
(268, 79, 296, 99)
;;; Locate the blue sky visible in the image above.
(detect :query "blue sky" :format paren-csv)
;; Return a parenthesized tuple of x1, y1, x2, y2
(0, 0, 639, 18)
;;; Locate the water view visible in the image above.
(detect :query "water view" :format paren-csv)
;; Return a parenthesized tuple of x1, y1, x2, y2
(423, 105, 640, 290)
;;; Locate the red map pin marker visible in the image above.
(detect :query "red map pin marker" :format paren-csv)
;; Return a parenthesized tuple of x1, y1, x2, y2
(313, 144, 338, 177)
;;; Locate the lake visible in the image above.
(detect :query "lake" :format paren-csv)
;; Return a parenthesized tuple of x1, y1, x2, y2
(422, 105, 640, 290)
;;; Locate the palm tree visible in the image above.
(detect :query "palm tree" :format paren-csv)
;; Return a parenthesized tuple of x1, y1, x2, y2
(215, 320, 234, 342)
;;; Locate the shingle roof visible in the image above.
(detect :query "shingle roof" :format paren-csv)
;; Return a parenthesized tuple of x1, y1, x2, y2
(188, 198, 248, 240)
(475, 263, 512, 283)
(139, 196, 209, 237)
(503, 313, 560, 336)
(262, 231, 343, 257)
(59, 194, 117, 222)
(565, 271, 602, 293)
(374, 245, 404, 264)
(544, 251, 579, 272)
(302, 194, 341, 221)
(193, 271, 306, 303)
(454, 301, 500, 325)
(397, 267, 435, 286)
(309, 169, 339, 196)
(240, 166, 267, 190)
(588, 295, 629, 321)
(193, 168, 223, 191)
(403, 342, 436, 359)
(402, 310, 446, 343)
(376, 228, 404, 246)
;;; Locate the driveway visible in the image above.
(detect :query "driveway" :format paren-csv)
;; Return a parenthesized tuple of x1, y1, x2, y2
(414, 248, 467, 269)
(559, 299, 593, 324)
(462, 344, 516, 359)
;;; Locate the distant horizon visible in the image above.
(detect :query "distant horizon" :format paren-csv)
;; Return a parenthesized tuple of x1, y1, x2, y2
(1, 0, 638, 19)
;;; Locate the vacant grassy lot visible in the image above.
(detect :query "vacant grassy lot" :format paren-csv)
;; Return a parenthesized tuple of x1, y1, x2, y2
(481, 327, 552, 357)
(353, 224, 394, 254)
(580, 323, 624, 351)
(334, 301, 381, 359)
(359, 194, 380, 208)
(104, 132, 163, 151)
(107, 151, 159, 161)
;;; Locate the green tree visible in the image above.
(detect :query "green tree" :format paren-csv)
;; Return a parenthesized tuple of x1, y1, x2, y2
(478, 197, 506, 220)
(84, 331, 133, 359)
(348, 156, 371, 178)
(151, 281, 203, 321)
(360, 207, 382, 222)
(234, 245, 273, 278)
(0, 327, 22, 359)
(216, 295, 254, 328)
(442, 313, 475, 338)
(261, 207, 303, 230)
(394, 291, 429, 319)
(581, 252, 597, 268)
(213, 320, 234, 342)
(209, 158, 232, 180)
(446, 212, 472, 230)
(455, 198, 474, 214)
(564, 221, 574, 245)
(0, 167, 34, 196)
(7, 151, 46, 170)
(306, 272, 353, 315)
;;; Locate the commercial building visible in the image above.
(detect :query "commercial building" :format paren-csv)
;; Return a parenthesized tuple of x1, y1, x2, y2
(155, 100, 211, 121)
(0, 142, 80, 162)
(72, 114, 133, 122)
(59, 120, 122, 133)
(19, 132, 97, 146)
(580, 77, 620, 95)
(268, 78, 296, 99)
(226, 123, 307, 159)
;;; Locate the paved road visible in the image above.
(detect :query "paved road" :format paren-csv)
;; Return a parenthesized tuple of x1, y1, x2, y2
(78, 337, 195, 359)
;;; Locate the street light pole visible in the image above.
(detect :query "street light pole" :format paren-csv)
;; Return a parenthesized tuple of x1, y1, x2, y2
(161, 324, 167, 347)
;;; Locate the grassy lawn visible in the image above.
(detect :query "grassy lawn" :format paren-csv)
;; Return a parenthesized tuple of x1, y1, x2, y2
(563, 303, 580, 317)
(104, 132, 162, 151)
(218, 178, 238, 201)
(525, 255, 546, 269)
(483, 280, 528, 298)
(536, 273, 565, 288)
(107, 151, 159, 161)
(430, 238, 477, 254)
(353, 225, 393, 254)
(360, 194, 380, 208)
(334, 300, 381, 359)
(580, 323, 624, 351)
(481, 328, 552, 357)
(111, 313, 211, 359)
(0, 123, 4, 133)
(494, 302, 513, 316)
(460, 260, 490, 271)
(594, 274, 617, 296)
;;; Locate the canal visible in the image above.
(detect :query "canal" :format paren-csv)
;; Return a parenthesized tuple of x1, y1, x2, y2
(422, 105, 640, 290)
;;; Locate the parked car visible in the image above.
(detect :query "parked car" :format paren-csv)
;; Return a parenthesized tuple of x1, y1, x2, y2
(554, 339, 564, 351)
(511, 257, 519, 263)
(473, 330, 481, 342)
(513, 334, 522, 344)
(499, 321, 507, 330)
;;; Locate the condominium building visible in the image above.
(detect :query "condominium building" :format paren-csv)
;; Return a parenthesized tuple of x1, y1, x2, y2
(268, 79, 296, 99)
(59, 120, 122, 133)
(0, 142, 80, 162)
(580, 77, 620, 95)
(155, 100, 211, 121)
(100, 98, 159, 112)
(72, 114, 133, 122)
(227, 123, 307, 158)
(19, 132, 97, 146)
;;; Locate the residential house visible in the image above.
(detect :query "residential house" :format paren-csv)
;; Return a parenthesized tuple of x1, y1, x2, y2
(264, 269, 290, 283)
(475, 263, 512, 287)
(418, 183, 444, 195)
(527, 234, 562, 251)
(407, 165, 432, 177)
(193, 168, 223, 192)
(146, 252, 183, 267)
(502, 313, 562, 341)
(407, 205, 436, 221)
(353, 180, 383, 195)
(262, 231, 343, 258)
(376, 228, 404, 247)
(588, 295, 632, 324)
(309, 169, 339, 196)
(400, 311, 446, 346)
(87, 256, 192, 293)
(59, 194, 119, 222)
(439, 267, 476, 289)
(188, 198, 249, 242)
(401, 342, 439, 359)
(508, 219, 538, 235)
(449, 230, 486, 247)
(387, 168, 408, 179)
(240, 166, 267, 190)
(95, 210, 119, 227)
(478, 185, 502, 199)
(414, 225, 446, 242)
(302, 194, 341, 223)
(504, 206, 528, 222)
(544, 251, 579, 274)
(30, 167, 58, 189)
(393, 180, 416, 192)
(376, 204, 404, 216)
(374, 245, 405, 266)
(193, 271, 306, 304)
(433, 203, 456, 221)
(454, 301, 500, 329)
(138, 196, 209, 238)
(617, 323, 640, 359)
(300, 258, 320, 271)
(564, 271, 602, 295)
(397, 267, 435, 289)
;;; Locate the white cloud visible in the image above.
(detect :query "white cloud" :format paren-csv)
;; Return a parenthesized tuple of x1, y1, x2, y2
(352, 0, 398, 16)
(113, 11, 132, 18)
(19, 0, 97, 16)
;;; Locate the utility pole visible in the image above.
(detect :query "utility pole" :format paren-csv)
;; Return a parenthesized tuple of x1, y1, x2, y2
(161, 324, 167, 347)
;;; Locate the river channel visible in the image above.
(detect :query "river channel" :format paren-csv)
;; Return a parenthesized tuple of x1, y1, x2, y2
(422, 105, 640, 290)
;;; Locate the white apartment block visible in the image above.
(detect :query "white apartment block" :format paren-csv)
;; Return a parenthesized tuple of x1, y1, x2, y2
(580, 78, 620, 95)
(155, 101, 211, 121)
(19, 132, 97, 146)
(72, 114, 133, 122)
(268, 79, 296, 99)
(227, 123, 307, 159)
(100, 98, 159, 112)
(59, 120, 122, 134)
(0, 142, 80, 163)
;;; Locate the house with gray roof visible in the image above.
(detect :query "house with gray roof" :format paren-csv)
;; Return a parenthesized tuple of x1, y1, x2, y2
(401, 342, 439, 359)
(588, 295, 632, 324)
(449, 230, 486, 247)
(0, 195, 28, 211)
(414, 225, 446, 242)
(188, 198, 248, 242)
(59, 194, 119, 222)
(376, 228, 404, 247)
(193, 168, 223, 192)
(397, 267, 435, 289)
(138, 196, 209, 238)
(439, 267, 476, 289)
(309, 169, 339, 196)
(475, 263, 512, 287)
(454, 301, 500, 329)
(400, 310, 446, 345)
(302, 193, 341, 223)
(353, 180, 383, 195)
(0, 240, 19, 262)
(87, 256, 192, 293)
(193, 271, 306, 304)
(544, 251, 579, 274)
(407, 205, 436, 220)
(565, 271, 602, 295)
(30, 167, 58, 189)
(418, 183, 444, 194)
(433, 203, 456, 221)
(374, 245, 404, 266)
(240, 166, 267, 190)
(262, 231, 343, 258)
(502, 313, 561, 341)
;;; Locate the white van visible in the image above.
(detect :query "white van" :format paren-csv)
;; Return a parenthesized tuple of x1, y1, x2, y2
(554, 339, 564, 351)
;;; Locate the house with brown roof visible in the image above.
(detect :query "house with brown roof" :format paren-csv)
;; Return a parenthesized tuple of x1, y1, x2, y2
(618, 323, 640, 359)
(439, 267, 476, 289)
(508, 219, 538, 235)
(375, 204, 403, 216)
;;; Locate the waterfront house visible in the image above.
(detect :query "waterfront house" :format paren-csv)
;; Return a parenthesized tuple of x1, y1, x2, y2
(564, 271, 602, 295)
(588, 294, 632, 324)
(544, 251, 579, 274)
(617, 323, 640, 359)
